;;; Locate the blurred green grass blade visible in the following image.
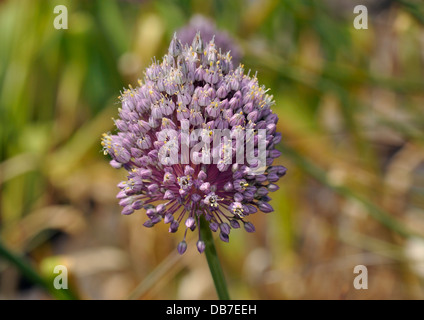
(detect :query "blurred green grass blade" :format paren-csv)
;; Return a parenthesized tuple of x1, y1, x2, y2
(96, 0, 129, 55)
(126, 246, 183, 300)
(0, 238, 78, 300)
(47, 104, 117, 178)
(339, 229, 406, 262)
(280, 144, 422, 239)
(155, 0, 186, 37)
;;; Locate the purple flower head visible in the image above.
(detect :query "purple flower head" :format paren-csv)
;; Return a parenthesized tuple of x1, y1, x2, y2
(177, 15, 243, 65)
(102, 32, 286, 254)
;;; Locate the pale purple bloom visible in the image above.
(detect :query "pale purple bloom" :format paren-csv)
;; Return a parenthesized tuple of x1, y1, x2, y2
(102, 32, 286, 254)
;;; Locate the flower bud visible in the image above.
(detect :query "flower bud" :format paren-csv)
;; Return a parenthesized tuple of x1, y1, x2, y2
(177, 241, 187, 255)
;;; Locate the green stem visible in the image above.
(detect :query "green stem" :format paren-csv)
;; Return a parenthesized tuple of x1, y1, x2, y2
(199, 216, 230, 300)
(0, 238, 77, 300)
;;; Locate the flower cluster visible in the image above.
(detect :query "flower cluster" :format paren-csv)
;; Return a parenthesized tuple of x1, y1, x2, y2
(102, 32, 286, 254)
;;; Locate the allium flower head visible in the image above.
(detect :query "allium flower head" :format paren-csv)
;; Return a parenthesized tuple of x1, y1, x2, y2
(102, 32, 286, 254)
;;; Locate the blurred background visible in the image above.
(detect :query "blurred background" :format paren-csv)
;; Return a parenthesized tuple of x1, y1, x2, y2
(1, 0, 424, 300)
